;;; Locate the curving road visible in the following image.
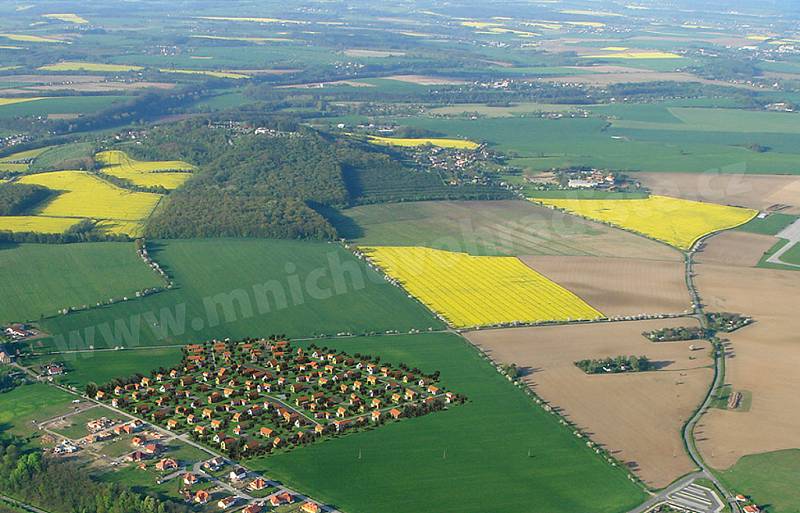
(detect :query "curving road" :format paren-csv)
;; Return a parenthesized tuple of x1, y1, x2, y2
(627, 237, 740, 513)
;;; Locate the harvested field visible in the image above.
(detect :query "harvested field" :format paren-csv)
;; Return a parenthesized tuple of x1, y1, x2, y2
(637, 172, 800, 215)
(693, 264, 800, 469)
(521, 256, 690, 317)
(383, 74, 466, 85)
(342, 200, 683, 260)
(467, 318, 713, 489)
(696, 231, 777, 267)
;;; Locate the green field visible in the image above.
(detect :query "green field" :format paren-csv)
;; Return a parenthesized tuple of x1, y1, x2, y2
(756, 239, 800, 270)
(395, 115, 800, 174)
(0, 242, 163, 324)
(737, 214, 799, 236)
(608, 108, 800, 134)
(23, 346, 183, 389)
(718, 449, 800, 513)
(338, 199, 674, 257)
(36, 238, 442, 351)
(778, 242, 800, 265)
(28, 142, 96, 172)
(253, 333, 646, 513)
(0, 383, 76, 440)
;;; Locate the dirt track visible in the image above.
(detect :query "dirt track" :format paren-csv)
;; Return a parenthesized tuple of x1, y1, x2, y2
(693, 264, 800, 469)
(467, 319, 713, 489)
(523, 255, 690, 317)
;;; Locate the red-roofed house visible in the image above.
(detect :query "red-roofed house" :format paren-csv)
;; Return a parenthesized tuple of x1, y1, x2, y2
(301, 502, 321, 513)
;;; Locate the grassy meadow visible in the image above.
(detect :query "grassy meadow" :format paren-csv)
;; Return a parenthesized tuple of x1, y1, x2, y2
(719, 449, 800, 513)
(0, 383, 76, 440)
(737, 213, 799, 236)
(254, 333, 646, 513)
(22, 346, 183, 389)
(35, 238, 442, 351)
(0, 242, 162, 324)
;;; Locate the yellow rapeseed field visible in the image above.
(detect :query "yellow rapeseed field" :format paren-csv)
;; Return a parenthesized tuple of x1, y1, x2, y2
(361, 246, 603, 328)
(367, 135, 480, 150)
(96, 150, 194, 189)
(39, 61, 143, 72)
(0, 97, 49, 107)
(534, 195, 758, 250)
(43, 13, 89, 24)
(158, 68, 249, 79)
(0, 33, 65, 43)
(17, 171, 162, 236)
(0, 216, 80, 234)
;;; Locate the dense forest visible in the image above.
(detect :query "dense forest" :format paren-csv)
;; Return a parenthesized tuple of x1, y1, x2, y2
(0, 184, 53, 216)
(134, 119, 511, 240)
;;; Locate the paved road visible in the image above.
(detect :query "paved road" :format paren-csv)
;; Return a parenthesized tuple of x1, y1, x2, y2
(626, 238, 740, 513)
(21, 369, 342, 513)
(678, 242, 740, 513)
(766, 217, 800, 268)
(0, 495, 52, 513)
(626, 472, 705, 513)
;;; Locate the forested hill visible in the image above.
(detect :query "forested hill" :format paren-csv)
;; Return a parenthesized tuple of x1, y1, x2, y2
(133, 119, 510, 240)
(144, 127, 347, 240)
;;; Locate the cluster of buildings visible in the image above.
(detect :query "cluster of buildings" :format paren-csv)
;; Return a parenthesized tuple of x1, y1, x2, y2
(94, 339, 456, 459)
(3, 323, 35, 341)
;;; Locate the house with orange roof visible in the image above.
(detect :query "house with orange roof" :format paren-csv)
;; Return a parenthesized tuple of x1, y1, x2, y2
(249, 477, 268, 491)
(270, 492, 294, 507)
(194, 490, 210, 504)
(301, 501, 321, 513)
(155, 458, 178, 471)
